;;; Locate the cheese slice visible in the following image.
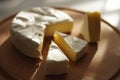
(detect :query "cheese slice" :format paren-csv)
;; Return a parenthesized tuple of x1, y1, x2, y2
(10, 7, 73, 58)
(54, 31, 88, 62)
(45, 41, 69, 75)
(80, 11, 100, 42)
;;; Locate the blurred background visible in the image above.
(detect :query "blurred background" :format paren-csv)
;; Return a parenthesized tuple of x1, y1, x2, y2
(0, 0, 120, 29)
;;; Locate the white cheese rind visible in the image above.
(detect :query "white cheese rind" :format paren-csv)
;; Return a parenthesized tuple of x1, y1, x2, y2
(11, 7, 73, 58)
(10, 29, 44, 58)
(46, 41, 69, 75)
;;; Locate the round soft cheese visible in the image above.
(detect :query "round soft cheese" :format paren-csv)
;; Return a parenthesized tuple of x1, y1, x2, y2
(10, 7, 73, 59)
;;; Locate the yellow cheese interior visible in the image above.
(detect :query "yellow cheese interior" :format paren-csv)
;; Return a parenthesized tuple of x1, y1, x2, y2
(81, 11, 100, 42)
(45, 21, 73, 36)
(54, 31, 76, 61)
(88, 12, 101, 42)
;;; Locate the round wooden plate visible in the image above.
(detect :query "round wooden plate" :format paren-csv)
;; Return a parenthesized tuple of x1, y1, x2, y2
(0, 8, 120, 80)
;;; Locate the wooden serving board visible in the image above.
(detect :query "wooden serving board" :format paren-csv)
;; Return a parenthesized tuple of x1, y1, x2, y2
(0, 8, 120, 80)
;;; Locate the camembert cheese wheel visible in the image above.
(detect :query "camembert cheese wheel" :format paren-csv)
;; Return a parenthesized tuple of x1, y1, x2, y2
(10, 7, 73, 59)
(45, 41, 69, 75)
(54, 31, 88, 62)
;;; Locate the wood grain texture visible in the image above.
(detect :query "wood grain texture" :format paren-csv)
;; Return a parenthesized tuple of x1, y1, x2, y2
(0, 8, 120, 80)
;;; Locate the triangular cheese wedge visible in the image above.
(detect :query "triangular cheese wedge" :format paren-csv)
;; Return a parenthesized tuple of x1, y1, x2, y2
(45, 41, 69, 75)
(54, 31, 88, 62)
(80, 11, 100, 42)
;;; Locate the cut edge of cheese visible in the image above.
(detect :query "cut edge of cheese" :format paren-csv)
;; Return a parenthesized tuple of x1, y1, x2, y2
(45, 21, 73, 36)
(81, 11, 101, 42)
(53, 31, 88, 62)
